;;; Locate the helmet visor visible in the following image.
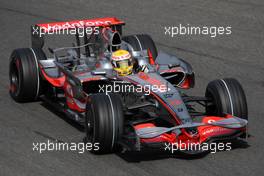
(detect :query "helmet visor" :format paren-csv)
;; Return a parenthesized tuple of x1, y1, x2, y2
(116, 59, 132, 69)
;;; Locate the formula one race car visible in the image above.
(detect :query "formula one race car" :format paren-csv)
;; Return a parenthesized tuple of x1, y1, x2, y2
(9, 17, 248, 154)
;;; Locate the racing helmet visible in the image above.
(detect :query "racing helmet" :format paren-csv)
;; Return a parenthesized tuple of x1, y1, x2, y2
(111, 50, 133, 76)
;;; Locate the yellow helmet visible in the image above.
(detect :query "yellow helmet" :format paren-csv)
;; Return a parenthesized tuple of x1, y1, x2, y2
(111, 50, 133, 76)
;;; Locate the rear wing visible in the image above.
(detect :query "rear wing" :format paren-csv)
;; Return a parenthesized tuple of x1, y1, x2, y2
(31, 17, 125, 48)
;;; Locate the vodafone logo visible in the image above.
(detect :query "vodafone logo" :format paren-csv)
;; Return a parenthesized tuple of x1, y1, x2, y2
(37, 17, 124, 33)
(39, 20, 112, 32)
(202, 129, 214, 135)
(207, 119, 215, 124)
(202, 127, 231, 136)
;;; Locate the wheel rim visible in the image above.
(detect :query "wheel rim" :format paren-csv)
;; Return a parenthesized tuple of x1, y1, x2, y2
(10, 62, 19, 95)
(86, 104, 95, 143)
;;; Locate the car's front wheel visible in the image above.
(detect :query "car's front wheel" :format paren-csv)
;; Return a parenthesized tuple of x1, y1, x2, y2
(205, 78, 248, 120)
(85, 93, 124, 154)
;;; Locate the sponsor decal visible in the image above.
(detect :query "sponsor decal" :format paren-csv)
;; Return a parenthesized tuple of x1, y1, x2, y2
(169, 99, 182, 106)
(37, 18, 122, 32)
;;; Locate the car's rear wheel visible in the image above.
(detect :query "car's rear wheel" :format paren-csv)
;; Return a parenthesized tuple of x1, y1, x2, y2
(9, 48, 47, 102)
(85, 93, 124, 154)
(205, 78, 248, 120)
(122, 34, 158, 60)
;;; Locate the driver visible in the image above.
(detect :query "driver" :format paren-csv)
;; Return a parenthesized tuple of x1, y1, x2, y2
(111, 50, 134, 76)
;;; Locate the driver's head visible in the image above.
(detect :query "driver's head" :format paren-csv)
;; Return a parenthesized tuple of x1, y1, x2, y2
(111, 50, 133, 76)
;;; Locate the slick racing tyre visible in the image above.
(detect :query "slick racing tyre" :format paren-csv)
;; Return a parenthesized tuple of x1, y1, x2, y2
(85, 93, 124, 154)
(122, 34, 158, 60)
(205, 78, 248, 120)
(9, 48, 47, 102)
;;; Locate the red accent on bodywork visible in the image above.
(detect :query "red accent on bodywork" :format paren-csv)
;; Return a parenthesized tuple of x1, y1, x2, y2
(180, 76, 190, 89)
(134, 123, 177, 143)
(179, 76, 191, 89)
(37, 17, 125, 32)
(140, 133, 177, 143)
(169, 99, 182, 107)
(198, 116, 237, 143)
(40, 66, 65, 87)
(225, 114, 234, 118)
(134, 115, 245, 146)
(63, 81, 86, 112)
(66, 97, 86, 112)
(148, 49, 155, 65)
(95, 63, 101, 68)
(138, 72, 149, 80)
(134, 123, 155, 130)
(145, 76, 163, 86)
